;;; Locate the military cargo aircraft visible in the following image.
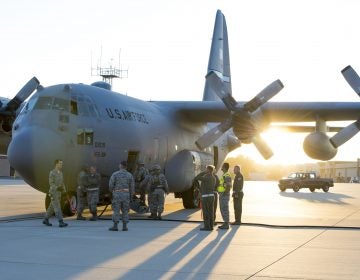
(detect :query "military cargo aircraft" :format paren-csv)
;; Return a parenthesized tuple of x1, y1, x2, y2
(2, 10, 360, 215)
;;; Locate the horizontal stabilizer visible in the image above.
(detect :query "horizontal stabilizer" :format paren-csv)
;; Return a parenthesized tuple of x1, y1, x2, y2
(206, 71, 236, 110)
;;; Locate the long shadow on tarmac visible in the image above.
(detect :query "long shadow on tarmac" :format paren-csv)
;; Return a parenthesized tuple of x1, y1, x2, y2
(118, 225, 240, 279)
(279, 191, 353, 204)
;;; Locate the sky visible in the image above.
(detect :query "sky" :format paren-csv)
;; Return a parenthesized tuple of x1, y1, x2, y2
(1, 0, 360, 164)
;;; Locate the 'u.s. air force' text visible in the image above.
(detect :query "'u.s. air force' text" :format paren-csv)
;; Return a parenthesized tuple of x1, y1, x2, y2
(105, 108, 149, 124)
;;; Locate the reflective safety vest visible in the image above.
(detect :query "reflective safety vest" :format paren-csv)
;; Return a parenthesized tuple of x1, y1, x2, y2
(217, 172, 231, 193)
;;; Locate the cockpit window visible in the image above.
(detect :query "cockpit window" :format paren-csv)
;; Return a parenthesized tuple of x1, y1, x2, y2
(19, 97, 38, 114)
(53, 98, 69, 112)
(34, 97, 53, 110)
(77, 101, 89, 116)
(70, 101, 78, 115)
(70, 93, 99, 118)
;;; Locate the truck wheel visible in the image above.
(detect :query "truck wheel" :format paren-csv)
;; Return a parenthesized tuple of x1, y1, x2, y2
(182, 182, 201, 209)
(279, 186, 286, 192)
(322, 186, 329, 192)
(309, 187, 315, 192)
(293, 184, 300, 192)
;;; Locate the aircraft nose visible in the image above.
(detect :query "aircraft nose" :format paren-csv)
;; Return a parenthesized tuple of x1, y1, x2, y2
(8, 127, 66, 191)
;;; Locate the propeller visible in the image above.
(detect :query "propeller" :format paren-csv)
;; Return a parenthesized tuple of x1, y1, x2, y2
(196, 71, 284, 159)
(0, 77, 39, 132)
(2, 77, 40, 113)
(330, 66, 360, 148)
(341, 65, 360, 95)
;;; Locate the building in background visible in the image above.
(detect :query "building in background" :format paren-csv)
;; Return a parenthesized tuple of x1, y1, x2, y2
(318, 160, 360, 182)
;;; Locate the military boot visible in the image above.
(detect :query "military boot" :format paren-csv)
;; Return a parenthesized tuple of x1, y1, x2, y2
(42, 218, 52, 226)
(157, 212, 162, 220)
(122, 222, 128, 231)
(148, 212, 156, 219)
(89, 213, 97, 221)
(109, 222, 118, 231)
(218, 222, 229, 230)
(59, 220, 68, 227)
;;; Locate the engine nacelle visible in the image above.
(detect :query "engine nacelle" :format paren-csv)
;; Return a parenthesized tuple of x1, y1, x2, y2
(165, 150, 213, 192)
(303, 132, 337, 161)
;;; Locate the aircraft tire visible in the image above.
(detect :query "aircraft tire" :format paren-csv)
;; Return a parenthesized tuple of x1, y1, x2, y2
(62, 193, 77, 217)
(182, 182, 201, 209)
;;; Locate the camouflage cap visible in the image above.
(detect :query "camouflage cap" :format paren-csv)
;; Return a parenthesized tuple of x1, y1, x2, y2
(152, 164, 161, 170)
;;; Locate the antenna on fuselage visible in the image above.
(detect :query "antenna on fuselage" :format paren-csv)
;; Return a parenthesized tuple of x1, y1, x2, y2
(91, 47, 128, 86)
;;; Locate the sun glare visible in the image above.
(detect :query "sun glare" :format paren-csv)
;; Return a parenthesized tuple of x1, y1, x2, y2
(229, 127, 317, 165)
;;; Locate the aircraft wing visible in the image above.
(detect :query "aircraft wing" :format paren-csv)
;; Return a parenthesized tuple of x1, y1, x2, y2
(153, 101, 360, 123)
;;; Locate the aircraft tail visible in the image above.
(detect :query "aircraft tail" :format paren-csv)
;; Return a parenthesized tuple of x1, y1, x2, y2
(202, 10, 232, 101)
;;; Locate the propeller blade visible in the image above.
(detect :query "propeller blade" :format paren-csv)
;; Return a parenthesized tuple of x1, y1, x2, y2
(330, 119, 360, 148)
(206, 71, 237, 111)
(252, 134, 273, 160)
(5, 77, 39, 112)
(195, 119, 233, 150)
(341, 65, 360, 96)
(244, 79, 284, 113)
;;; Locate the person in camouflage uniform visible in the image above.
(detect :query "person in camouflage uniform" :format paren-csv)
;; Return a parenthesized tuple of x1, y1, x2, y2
(147, 164, 169, 220)
(143, 166, 154, 218)
(76, 166, 88, 220)
(217, 162, 232, 230)
(133, 161, 149, 206)
(43, 159, 68, 227)
(108, 161, 135, 231)
(194, 165, 216, 231)
(84, 166, 101, 221)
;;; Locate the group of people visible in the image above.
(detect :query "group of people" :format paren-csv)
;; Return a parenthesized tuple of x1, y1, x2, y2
(42, 159, 169, 231)
(42, 159, 244, 232)
(194, 162, 244, 231)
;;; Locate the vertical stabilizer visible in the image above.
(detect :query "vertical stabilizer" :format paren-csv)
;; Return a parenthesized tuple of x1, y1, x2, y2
(202, 10, 232, 101)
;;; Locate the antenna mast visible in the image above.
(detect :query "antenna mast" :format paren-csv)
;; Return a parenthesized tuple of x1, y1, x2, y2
(91, 48, 128, 85)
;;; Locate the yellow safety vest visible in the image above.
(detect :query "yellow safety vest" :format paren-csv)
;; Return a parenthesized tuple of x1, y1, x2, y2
(217, 172, 231, 193)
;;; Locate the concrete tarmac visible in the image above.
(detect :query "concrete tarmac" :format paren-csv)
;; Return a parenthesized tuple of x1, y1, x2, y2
(1, 179, 360, 279)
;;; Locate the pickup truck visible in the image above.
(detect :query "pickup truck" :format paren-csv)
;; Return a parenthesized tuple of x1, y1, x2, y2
(278, 172, 334, 192)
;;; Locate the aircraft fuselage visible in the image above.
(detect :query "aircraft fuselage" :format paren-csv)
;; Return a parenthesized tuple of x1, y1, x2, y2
(7, 83, 227, 198)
